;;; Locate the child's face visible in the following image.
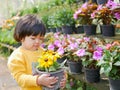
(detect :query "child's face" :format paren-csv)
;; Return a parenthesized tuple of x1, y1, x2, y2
(21, 35, 44, 51)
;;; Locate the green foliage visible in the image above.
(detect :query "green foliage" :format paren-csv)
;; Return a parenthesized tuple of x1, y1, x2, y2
(0, 30, 17, 45)
(98, 42, 120, 79)
(0, 46, 12, 57)
(63, 74, 97, 90)
(55, 7, 75, 26)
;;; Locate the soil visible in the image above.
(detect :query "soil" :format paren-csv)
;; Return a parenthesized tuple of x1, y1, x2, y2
(0, 57, 20, 90)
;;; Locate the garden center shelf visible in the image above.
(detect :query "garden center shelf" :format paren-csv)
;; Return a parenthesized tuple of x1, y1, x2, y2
(72, 33, 120, 41)
(65, 65, 109, 90)
(69, 72, 109, 90)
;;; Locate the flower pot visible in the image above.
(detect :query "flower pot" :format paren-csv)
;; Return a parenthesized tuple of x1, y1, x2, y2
(76, 26, 84, 34)
(83, 25, 97, 35)
(49, 28, 56, 33)
(85, 0, 97, 3)
(62, 25, 74, 34)
(97, 0, 108, 4)
(56, 27, 62, 32)
(67, 60, 83, 74)
(46, 28, 50, 33)
(109, 78, 120, 90)
(36, 68, 64, 90)
(57, 56, 66, 64)
(84, 67, 100, 83)
(100, 24, 115, 37)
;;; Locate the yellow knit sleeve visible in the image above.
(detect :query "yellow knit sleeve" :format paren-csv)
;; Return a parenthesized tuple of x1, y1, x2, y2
(7, 51, 38, 88)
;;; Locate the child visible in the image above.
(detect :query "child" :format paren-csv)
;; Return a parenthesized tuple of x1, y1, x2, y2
(7, 14, 66, 90)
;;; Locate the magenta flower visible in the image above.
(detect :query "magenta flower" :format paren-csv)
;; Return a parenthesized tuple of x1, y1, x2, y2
(68, 42, 78, 50)
(40, 43, 45, 48)
(54, 32, 60, 39)
(73, 13, 78, 20)
(48, 44, 55, 51)
(114, 12, 120, 19)
(97, 5, 103, 10)
(96, 46, 103, 52)
(106, 44, 112, 50)
(81, 2, 88, 8)
(83, 37, 90, 42)
(93, 51, 102, 60)
(54, 40, 62, 47)
(57, 47, 64, 55)
(75, 49, 86, 57)
(106, 0, 120, 9)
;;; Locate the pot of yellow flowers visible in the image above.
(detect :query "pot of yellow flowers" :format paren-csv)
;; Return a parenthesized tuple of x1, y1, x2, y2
(32, 50, 66, 90)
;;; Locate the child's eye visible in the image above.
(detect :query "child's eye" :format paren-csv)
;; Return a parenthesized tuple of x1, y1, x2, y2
(31, 37, 35, 40)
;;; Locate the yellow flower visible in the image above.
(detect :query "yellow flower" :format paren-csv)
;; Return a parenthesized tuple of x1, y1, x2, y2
(2, 19, 15, 30)
(37, 50, 60, 71)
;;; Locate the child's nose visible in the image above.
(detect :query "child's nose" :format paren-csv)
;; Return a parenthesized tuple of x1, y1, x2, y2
(35, 39, 40, 43)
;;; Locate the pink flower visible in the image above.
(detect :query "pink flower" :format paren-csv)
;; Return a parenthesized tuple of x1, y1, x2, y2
(106, 0, 120, 9)
(83, 37, 90, 42)
(93, 51, 102, 60)
(57, 47, 64, 55)
(68, 42, 78, 50)
(48, 44, 55, 51)
(54, 40, 62, 47)
(114, 12, 120, 19)
(106, 44, 112, 50)
(73, 13, 78, 20)
(75, 49, 86, 57)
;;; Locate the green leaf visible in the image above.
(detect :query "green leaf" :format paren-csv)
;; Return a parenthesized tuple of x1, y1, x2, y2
(77, 87, 83, 90)
(114, 61, 120, 66)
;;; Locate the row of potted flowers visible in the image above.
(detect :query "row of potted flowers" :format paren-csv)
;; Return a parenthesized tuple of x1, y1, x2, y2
(35, 32, 120, 90)
(73, 0, 120, 36)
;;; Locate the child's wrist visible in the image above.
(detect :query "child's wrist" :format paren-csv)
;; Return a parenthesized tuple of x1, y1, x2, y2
(36, 75, 40, 86)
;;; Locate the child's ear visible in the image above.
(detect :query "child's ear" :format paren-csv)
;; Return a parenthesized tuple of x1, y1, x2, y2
(21, 38, 25, 42)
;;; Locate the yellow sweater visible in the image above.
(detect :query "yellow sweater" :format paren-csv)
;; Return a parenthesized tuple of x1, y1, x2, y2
(7, 46, 44, 90)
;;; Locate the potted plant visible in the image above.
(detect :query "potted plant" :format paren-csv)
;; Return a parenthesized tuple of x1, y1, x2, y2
(73, 2, 98, 35)
(98, 41, 120, 90)
(56, 7, 75, 34)
(61, 35, 85, 74)
(91, 0, 120, 36)
(96, 0, 108, 5)
(47, 15, 57, 33)
(78, 37, 104, 83)
(41, 33, 68, 64)
(32, 49, 66, 90)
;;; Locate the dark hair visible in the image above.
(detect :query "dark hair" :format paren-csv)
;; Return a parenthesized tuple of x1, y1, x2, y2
(14, 14, 46, 42)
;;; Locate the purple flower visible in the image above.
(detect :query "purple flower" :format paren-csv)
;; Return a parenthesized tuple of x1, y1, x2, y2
(93, 51, 102, 60)
(48, 44, 55, 51)
(91, 11, 96, 18)
(73, 13, 78, 20)
(40, 43, 45, 48)
(106, 0, 119, 9)
(54, 33, 60, 39)
(75, 49, 86, 57)
(114, 12, 120, 20)
(83, 37, 90, 42)
(81, 2, 88, 8)
(57, 47, 64, 55)
(68, 42, 78, 50)
(70, 80, 74, 87)
(97, 5, 103, 10)
(54, 40, 62, 47)
(96, 46, 103, 52)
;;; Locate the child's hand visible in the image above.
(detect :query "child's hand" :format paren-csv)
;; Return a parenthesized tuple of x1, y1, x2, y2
(60, 72, 67, 89)
(37, 74, 58, 88)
